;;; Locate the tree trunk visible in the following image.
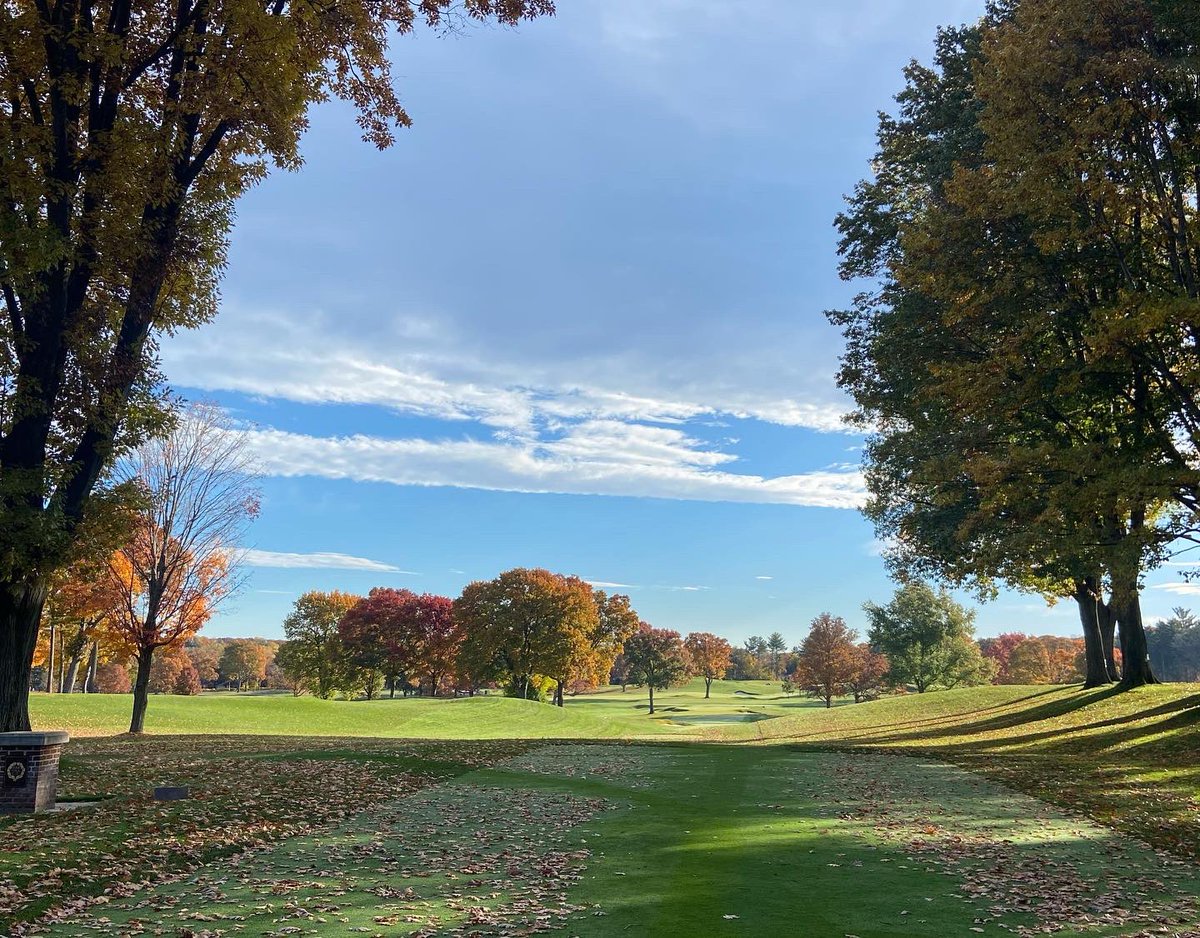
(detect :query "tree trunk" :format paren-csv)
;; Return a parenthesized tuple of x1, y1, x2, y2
(1111, 574, 1158, 687)
(46, 619, 57, 693)
(0, 578, 48, 731)
(85, 640, 99, 693)
(555, 680, 564, 707)
(62, 646, 85, 694)
(129, 647, 155, 733)
(1073, 578, 1113, 688)
(704, 676, 712, 698)
(1098, 599, 1118, 678)
(648, 684, 655, 714)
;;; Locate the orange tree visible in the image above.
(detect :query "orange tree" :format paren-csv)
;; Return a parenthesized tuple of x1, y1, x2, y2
(794, 613, 859, 709)
(566, 590, 641, 703)
(0, 0, 555, 732)
(105, 405, 258, 732)
(683, 632, 732, 698)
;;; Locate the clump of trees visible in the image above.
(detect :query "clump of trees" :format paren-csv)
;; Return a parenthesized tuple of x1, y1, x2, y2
(455, 570, 639, 705)
(980, 633, 1093, 685)
(339, 589, 459, 698)
(1146, 609, 1200, 683)
(830, 0, 1200, 690)
(275, 591, 362, 699)
(793, 613, 892, 707)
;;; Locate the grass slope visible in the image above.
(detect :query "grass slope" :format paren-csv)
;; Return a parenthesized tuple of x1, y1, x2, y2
(736, 682, 1200, 860)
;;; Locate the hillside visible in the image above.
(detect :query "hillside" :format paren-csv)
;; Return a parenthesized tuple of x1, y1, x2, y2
(736, 683, 1200, 860)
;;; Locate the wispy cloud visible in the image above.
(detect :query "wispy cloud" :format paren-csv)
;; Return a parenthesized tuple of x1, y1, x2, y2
(241, 549, 418, 575)
(585, 579, 640, 589)
(163, 308, 851, 435)
(234, 426, 867, 509)
(755, 575, 774, 581)
(1151, 582, 1200, 596)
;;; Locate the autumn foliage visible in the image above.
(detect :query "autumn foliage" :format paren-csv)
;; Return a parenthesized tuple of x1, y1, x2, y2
(338, 589, 460, 698)
(794, 613, 860, 708)
(683, 632, 733, 698)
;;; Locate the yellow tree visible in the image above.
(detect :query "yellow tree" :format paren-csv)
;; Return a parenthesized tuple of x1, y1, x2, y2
(563, 590, 641, 702)
(0, 0, 554, 732)
(39, 551, 132, 693)
(454, 568, 597, 705)
(106, 404, 258, 732)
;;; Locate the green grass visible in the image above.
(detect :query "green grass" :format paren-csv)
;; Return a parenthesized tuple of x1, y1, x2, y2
(27, 677, 827, 739)
(33, 744, 1200, 937)
(28, 688, 684, 738)
(726, 682, 1200, 860)
(14, 679, 1200, 934)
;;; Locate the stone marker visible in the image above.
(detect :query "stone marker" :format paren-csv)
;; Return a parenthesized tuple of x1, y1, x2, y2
(0, 731, 70, 814)
(154, 786, 190, 801)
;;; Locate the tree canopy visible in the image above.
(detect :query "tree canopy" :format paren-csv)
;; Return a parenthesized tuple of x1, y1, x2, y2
(831, 0, 1200, 689)
(866, 582, 993, 693)
(0, 0, 555, 731)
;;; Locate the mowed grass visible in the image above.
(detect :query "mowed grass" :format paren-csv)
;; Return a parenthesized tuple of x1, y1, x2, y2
(32, 744, 1200, 937)
(13, 678, 1200, 934)
(27, 677, 824, 740)
(729, 682, 1200, 861)
(28, 689, 682, 739)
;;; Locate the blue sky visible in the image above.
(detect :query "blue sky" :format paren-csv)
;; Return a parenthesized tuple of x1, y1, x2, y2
(162, 0, 1197, 644)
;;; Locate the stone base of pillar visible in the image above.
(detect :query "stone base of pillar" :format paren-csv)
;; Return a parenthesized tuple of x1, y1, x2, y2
(0, 731, 70, 814)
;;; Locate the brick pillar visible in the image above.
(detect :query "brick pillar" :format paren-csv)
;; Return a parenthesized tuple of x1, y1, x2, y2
(0, 731, 69, 814)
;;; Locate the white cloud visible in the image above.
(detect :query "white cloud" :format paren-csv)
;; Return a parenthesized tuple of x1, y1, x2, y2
(664, 585, 711, 592)
(755, 575, 773, 581)
(585, 579, 640, 589)
(1150, 582, 1200, 596)
(235, 427, 867, 509)
(162, 308, 851, 436)
(241, 549, 418, 574)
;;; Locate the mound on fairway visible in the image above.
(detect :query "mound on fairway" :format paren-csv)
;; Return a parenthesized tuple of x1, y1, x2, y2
(28, 691, 679, 739)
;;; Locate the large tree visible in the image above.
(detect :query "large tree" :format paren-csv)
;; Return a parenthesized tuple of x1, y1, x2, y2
(831, 2, 1200, 689)
(338, 588, 459, 697)
(571, 590, 641, 702)
(794, 613, 858, 709)
(278, 590, 360, 699)
(0, 0, 555, 731)
(865, 582, 993, 693)
(454, 568, 597, 704)
(219, 638, 269, 692)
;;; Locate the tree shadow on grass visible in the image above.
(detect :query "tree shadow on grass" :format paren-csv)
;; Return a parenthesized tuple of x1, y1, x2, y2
(756, 687, 1068, 745)
(874, 692, 1200, 759)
